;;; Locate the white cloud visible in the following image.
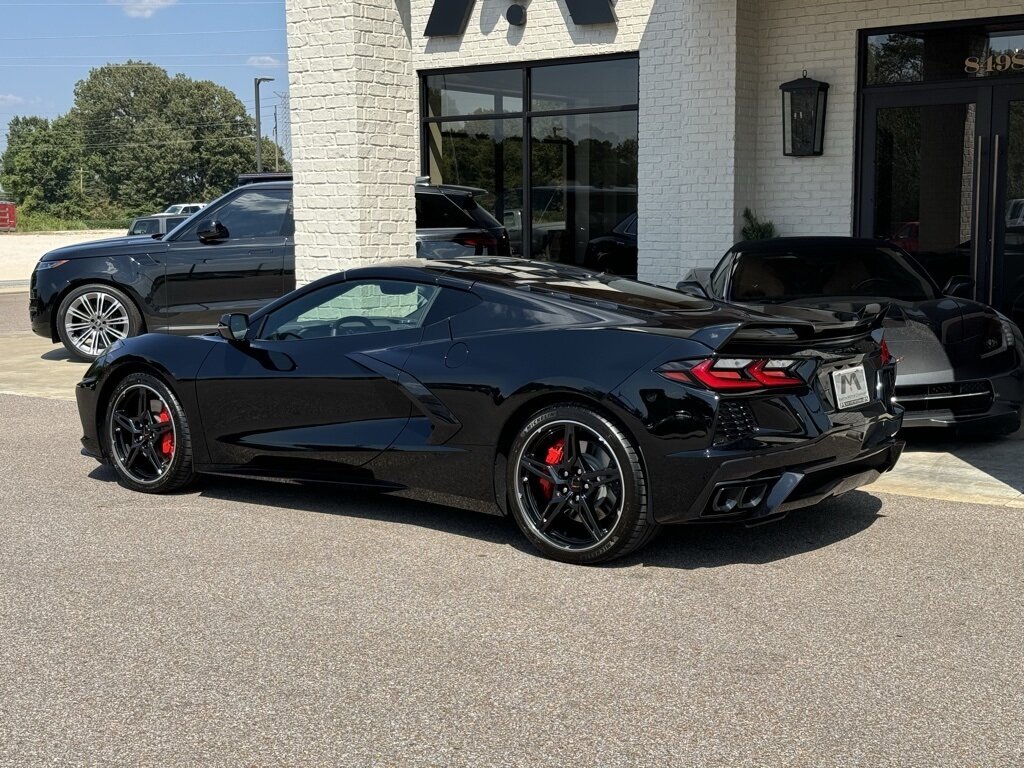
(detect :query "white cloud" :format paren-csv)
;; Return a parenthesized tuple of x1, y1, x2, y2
(247, 56, 282, 67)
(107, 0, 178, 18)
(0, 94, 25, 106)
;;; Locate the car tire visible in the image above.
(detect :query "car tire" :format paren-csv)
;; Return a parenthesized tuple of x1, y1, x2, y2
(103, 372, 196, 494)
(56, 283, 142, 362)
(506, 404, 659, 564)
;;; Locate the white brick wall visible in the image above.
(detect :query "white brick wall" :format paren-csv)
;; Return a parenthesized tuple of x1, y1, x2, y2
(286, 0, 417, 285)
(750, 1, 1024, 242)
(285, 0, 1024, 286)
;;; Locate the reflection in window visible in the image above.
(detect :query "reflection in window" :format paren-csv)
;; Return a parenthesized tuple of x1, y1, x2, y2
(865, 25, 1024, 85)
(425, 69, 523, 118)
(531, 58, 639, 111)
(208, 189, 291, 239)
(261, 280, 439, 340)
(422, 56, 638, 265)
(531, 111, 638, 265)
(425, 119, 523, 228)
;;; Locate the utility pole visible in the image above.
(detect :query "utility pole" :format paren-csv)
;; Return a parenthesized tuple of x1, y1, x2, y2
(254, 76, 274, 173)
(273, 106, 279, 172)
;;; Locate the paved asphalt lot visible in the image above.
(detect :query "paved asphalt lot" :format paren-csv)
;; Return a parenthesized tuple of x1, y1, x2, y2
(1, 298, 1023, 766)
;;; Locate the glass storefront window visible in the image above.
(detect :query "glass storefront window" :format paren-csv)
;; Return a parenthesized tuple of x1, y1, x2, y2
(425, 69, 523, 118)
(530, 112, 638, 265)
(422, 56, 639, 268)
(866, 23, 1024, 85)
(424, 119, 523, 229)
(531, 58, 640, 112)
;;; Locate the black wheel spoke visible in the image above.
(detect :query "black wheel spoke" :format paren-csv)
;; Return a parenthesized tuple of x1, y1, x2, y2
(578, 498, 604, 542)
(562, 424, 579, 464)
(113, 413, 138, 434)
(521, 456, 558, 483)
(152, 422, 172, 436)
(582, 467, 619, 487)
(142, 442, 164, 472)
(123, 441, 143, 470)
(539, 494, 571, 532)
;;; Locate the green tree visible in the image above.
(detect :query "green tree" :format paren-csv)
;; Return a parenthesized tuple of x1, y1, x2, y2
(0, 62, 289, 221)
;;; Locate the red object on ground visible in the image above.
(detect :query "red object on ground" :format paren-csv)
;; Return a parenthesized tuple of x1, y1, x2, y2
(0, 202, 15, 232)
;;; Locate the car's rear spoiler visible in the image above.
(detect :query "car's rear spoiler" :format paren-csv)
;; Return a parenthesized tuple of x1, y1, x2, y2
(691, 303, 889, 352)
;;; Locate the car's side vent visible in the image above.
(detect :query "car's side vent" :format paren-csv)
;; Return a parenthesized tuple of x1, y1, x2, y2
(714, 401, 759, 445)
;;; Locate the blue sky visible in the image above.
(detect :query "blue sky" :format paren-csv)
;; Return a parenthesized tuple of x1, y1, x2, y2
(0, 0, 288, 154)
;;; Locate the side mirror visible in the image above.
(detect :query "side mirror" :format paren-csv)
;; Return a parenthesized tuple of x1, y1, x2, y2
(197, 219, 229, 243)
(675, 280, 709, 298)
(218, 313, 249, 342)
(943, 275, 975, 298)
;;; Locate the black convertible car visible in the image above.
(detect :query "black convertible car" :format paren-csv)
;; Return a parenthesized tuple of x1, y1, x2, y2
(681, 238, 1024, 435)
(76, 258, 903, 564)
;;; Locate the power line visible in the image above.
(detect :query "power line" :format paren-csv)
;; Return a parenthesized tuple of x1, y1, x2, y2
(0, 27, 284, 41)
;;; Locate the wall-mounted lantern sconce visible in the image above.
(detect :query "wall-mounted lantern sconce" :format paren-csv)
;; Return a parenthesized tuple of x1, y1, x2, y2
(780, 71, 829, 157)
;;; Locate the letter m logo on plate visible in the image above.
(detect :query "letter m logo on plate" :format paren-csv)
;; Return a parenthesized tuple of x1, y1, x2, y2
(425, 0, 616, 37)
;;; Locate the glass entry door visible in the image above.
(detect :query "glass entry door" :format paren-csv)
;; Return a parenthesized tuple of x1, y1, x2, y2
(859, 88, 991, 295)
(861, 82, 1024, 324)
(991, 84, 1024, 327)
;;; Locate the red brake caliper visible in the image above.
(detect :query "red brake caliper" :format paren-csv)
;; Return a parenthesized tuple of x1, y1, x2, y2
(157, 408, 174, 458)
(537, 439, 565, 499)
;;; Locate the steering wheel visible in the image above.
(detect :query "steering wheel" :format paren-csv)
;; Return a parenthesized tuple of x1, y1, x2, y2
(275, 330, 303, 341)
(852, 278, 890, 292)
(330, 315, 376, 335)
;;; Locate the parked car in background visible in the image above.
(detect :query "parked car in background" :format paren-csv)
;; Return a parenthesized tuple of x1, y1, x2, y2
(679, 237, 1024, 434)
(163, 203, 206, 216)
(75, 258, 903, 564)
(126, 213, 188, 237)
(31, 179, 510, 361)
(415, 182, 510, 259)
(584, 211, 638, 277)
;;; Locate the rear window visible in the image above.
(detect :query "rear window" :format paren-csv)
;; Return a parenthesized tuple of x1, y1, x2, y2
(731, 246, 937, 303)
(129, 218, 159, 235)
(416, 192, 474, 229)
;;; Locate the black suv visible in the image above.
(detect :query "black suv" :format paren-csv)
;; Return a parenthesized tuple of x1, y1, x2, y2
(30, 180, 509, 360)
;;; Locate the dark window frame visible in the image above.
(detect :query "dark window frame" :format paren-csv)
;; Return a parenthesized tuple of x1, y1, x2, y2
(419, 53, 639, 261)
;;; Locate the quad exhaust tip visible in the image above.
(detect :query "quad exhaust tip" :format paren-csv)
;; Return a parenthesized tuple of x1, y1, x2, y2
(709, 482, 769, 515)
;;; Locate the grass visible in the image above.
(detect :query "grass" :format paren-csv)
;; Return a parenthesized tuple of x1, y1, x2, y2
(12, 210, 131, 232)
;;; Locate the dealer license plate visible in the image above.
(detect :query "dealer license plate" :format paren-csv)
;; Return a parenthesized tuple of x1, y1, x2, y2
(831, 366, 871, 410)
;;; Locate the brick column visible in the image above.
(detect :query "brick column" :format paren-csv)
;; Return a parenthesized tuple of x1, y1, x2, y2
(637, 0, 758, 285)
(285, 0, 417, 285)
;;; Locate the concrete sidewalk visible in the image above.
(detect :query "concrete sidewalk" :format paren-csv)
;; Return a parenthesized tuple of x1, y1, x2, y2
(0, 230, 122, 287)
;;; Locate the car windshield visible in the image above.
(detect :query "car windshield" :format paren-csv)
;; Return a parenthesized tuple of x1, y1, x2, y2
(730, 245, 937, 303)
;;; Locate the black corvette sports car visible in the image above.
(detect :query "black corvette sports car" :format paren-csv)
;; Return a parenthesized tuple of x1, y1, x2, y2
(681, 238, 1024, 434)
(77, 258, 904, 564)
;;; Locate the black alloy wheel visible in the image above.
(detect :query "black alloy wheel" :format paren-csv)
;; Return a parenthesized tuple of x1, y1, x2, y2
(105, 373, 195, 493)
(508, 405, 658, 564)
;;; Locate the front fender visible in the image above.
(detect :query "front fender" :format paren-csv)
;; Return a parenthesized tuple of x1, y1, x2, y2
(78, 333, 220, 464)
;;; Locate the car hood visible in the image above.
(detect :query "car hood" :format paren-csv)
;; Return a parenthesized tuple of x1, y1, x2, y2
(744, 295, 1002, 378)
(41, 235, 168, 261)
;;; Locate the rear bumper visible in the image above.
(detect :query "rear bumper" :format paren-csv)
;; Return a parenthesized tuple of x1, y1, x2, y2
(896, 369, 1023, 431)
(653, 415, 905, 525)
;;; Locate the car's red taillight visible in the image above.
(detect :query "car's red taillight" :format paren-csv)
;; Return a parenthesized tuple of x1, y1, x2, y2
(454, 233, 498, 254)
(658, 358, 803, 392)
(880, 338, 892, 366)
